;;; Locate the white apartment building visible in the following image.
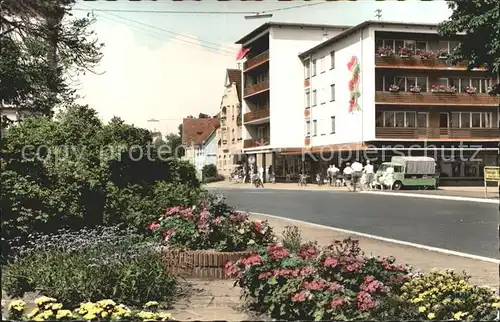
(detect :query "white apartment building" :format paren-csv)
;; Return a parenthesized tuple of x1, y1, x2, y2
(234, 20, 499, 185)
(236, 22, 350, 180)
(216, 69, 244, 177)
(298, 20, 499, 185)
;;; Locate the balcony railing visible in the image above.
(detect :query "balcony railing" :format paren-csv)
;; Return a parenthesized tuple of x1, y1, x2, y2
(375, 56, 487, 71)
(375, 127, 499, 140)
(244, 51, 269, 71)
(375, 91, 499, 106)
(244, 137, 270, 149)
(244, 80, 270, 97)
(244, 107, 270, 123)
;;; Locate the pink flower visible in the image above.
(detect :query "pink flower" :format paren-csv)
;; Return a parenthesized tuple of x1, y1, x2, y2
(164, 206, 181, 217)
(326, 282, 344, 292)
(302, 279, 326, 291)
(239, 254, 262, 268)
(344, 261, 363, 272)
(298, 244, 318, 260)
(356, 291, 376, 311)
(179, 208, 194, 220)
(148, 221, 160, 231)
(258, 271, 272, 280)
(329, 297, 345, 309)
(214, 216, 223, 224)
(323, 257, 338, 268)
(253, 221, 263, 233)
(299, 266, 317, 277)
(360, 275, 383, 294)
(267, 244, 288, 260)
(224, 261, 241, 278)
(291, 292, 307, 302)
(163, 229, 175, 242)
(229, 211, 249, 223)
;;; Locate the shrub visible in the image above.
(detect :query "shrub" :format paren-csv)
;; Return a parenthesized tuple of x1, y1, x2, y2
(3, 226, 178, 307)
(7, 297, 174, 321)
(397, 269, 499, 320)
(1, 106, 201, 261)
(203, 175, 225, 184)
(202, 164, 217, 179)
(225, 238, 411, 320)
(281, 225, 302, 253)
(149, 195, 276, 252)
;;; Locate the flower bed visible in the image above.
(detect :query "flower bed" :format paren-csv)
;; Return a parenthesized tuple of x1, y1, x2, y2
(6, 297, 174, 321)
(225, 238, 499, 320)
(149, 196, 276, 279)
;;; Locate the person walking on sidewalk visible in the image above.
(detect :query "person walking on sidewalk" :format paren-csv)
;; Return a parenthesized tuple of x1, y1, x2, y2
(363, 160, 374, 190)
(351, 160, 363, 192)
(343, 162, 354, 191)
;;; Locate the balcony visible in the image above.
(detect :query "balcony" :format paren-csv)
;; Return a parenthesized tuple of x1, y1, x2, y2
(244, 51, 269, 71)
(244, 108, 270, 124)
(375, 56, 488, 71)
(375, 91, 499, 107)
(244, 80, 270, 98)
(375, 127, 499, 140)
(244, 137, 270, 149)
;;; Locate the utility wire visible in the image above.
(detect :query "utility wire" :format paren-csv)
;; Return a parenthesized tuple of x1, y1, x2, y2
(78, 4, 238, 55)
(96, 13, 236, 57)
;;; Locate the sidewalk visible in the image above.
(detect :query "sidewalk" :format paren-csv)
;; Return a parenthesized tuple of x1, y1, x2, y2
(206, 181, 499, 199)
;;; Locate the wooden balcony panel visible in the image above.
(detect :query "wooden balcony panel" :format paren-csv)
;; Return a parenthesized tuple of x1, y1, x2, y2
(375, 91, 499, 107)
(375, 56, 487, 71)
(244, 80, 270, 97)
(375, 127, 499, 140)
(244, 108, 270, 123)
(243, 138, 270, 149)
(244, 51, 269, 71)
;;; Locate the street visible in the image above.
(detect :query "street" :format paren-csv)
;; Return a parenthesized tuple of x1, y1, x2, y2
(208, 188, 498, 258)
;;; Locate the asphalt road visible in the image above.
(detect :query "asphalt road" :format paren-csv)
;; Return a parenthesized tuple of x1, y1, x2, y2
(208, 188, 498, 258)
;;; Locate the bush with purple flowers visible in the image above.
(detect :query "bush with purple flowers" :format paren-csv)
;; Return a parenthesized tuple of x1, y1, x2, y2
(3, 226, 178, 307)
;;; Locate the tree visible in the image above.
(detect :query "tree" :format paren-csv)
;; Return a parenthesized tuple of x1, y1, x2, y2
(438, 0, 500, 75)
(0, 0, 103, 120)
(165, 133, 184, 158)
(198, 113, 210, 118)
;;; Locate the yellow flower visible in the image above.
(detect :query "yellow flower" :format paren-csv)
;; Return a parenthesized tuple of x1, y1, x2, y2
(411, 297, 423, 303)
(27, 307, 40, 318)
(138, 311, 156, 320)
(427, 312, 436, 320)
(101, 311, 109, 318)
(8, 299, 26, 312)
(56, 309, 75, 319)
(492, 302, 500, 309)
(32, 314, 46, 321)
(97, 299, 116, 308)
(144, 301, 159, 308)
(442, 298, 452, 305)
(83, 312, 97, 320)
(158, 312, 172, 321)
(45, 302, 63, 310)
(35, 296, 57, 306)
(418, 306, 427, 313)
(453, 311, 467, 320)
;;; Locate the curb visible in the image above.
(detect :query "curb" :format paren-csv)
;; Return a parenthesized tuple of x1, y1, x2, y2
(246, 211, 500, 264)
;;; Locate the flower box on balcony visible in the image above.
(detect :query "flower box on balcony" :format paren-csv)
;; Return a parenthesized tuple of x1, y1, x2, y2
(388, 85, 400, 93)
(431, 85, 457, 93)
(376, 46, 394, 57)
(464, 86, 477, 94)
(398, 47, 414, 58)
(409, 85, 421, 93)
(416, 50, 433, 59)
(437, 49, 449, 60)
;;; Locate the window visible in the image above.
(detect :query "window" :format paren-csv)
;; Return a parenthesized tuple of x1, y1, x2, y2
(461, 113, 470, 128)
(395, 40, 404, 51)
(312, 59, 317, 76)
(320, 57, 325, 73)
(306, 121, 311, 136)
(376, 111, 384, 127)
(451, 112, 492, 128)
(375, 74, 384, 91)
(304, 61, 310, 79)
(471, 113, 481, 127)
(406, 112, 416, 127)
(384, 112, 395, 127)
(416, 41, 427, 51)
(305, 90, 310, 108)
(417, 113, 428, 128)
(470, 78, 480, 91)
(395, 76, 406, 92)
(330, 84, 335, 101)
(312, 120, 317, 136)
(321, 88, 326, 104)
(330, 116, 336, 134)
(395, 112, 405, 127)
(312, 90, 317, 106)
(330, 51, 335, 69)
(437, 78, 448, 86)
(481, 113, 492, 128)
(404, 40, 416, 50)
(416, 77, 428, 92)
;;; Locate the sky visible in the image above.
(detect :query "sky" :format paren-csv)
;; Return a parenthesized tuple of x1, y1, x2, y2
(73, 0, 452, 135)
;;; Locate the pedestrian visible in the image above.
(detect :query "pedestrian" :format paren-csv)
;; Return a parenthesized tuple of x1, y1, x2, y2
(351, 160, 363, 191)
(257, 165, 264, 188)
(363, 160, 374, 190)
(343, 162, 354, 191)
(331, 164, 340, 186)
(327, 165, 334, 186)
